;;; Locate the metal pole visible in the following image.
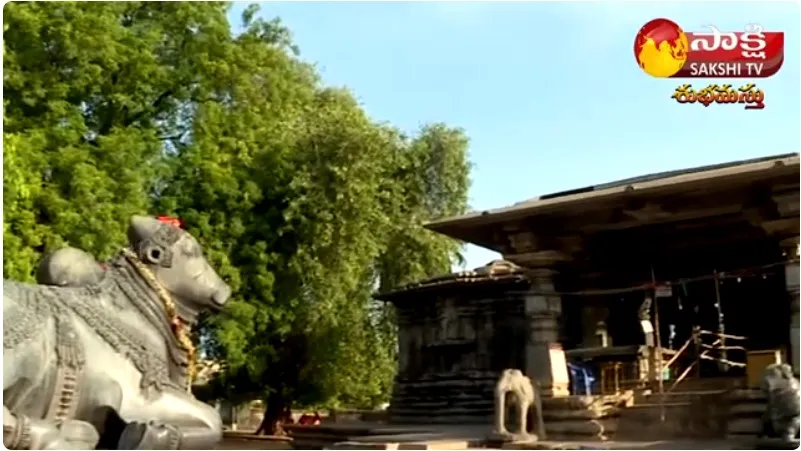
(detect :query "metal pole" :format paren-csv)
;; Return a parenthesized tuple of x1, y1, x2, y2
(713, 270, 728, 373)
(693, 326, 701, 379)
(651, 265, 665, 423)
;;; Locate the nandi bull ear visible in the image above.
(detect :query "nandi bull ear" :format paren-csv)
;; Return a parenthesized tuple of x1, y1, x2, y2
(127, 215, 161, 246)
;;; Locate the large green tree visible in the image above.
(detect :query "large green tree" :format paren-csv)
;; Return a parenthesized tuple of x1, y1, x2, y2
(4, 2, 471, 435)
(3, 1, 234, 278)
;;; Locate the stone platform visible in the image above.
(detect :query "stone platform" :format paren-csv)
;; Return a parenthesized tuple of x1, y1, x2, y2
(259, 378, 784, 449)
(286, 424, 442, 449)
(218, 434, 791, 450)
(218, 432, 292, 450)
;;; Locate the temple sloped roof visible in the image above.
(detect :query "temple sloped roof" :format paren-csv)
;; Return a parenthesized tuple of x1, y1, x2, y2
(424, 153, 799, 252)
(374, 259, 530, 302)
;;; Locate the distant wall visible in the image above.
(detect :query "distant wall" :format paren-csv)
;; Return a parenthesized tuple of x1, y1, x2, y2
(217, 400, 264, 431)
(389, 283, 529, 424)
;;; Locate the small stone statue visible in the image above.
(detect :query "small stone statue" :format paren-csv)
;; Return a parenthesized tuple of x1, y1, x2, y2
(760, 363, 801, 443)
(492, 369, 546, 442)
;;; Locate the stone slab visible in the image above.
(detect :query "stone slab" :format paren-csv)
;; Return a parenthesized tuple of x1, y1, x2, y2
(753, 438, 800, 450)
(397, 440, 472, 450)
(329, 441, 400, 450)
(329, 439, 475, 450)
(347, 433, 450, 443)
(543, 407, 621, 421)
(223, 432, 292, 441)
(288, 424, 433, 436)
(498, 439, 766, 450)
(727, 417, 762, 435)
(326, 437, 779, 450)
(545, 419, 618, 437)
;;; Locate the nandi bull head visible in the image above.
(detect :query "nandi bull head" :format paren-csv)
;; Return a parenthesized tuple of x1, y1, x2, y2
(127, 215, 231, 322)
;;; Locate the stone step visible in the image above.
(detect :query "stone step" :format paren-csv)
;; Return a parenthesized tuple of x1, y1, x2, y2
(726, 417, 763, 435)
(725, 389, 766, 403)
(728, 402, 766, 417)
(288, 425, 442, 450)
(615, 401, 726, 440)
(390, 415, 493, 425)
(624, 402, 692, 409)
(397, 440, 475, 450)
(286, 425, 432, 437)
(545, 418, 619, 440)
(541, 394, 633, 411)
(389, 409, 491, 416)
(328, 439, 477, 450)
(394, 388, 494, 395)
(543, 407, 622, 421)
(666, 377, 745, 392)
(634, 390, 727, 405)
(390, 399, 494, 407)
(329, 442, 400, 450)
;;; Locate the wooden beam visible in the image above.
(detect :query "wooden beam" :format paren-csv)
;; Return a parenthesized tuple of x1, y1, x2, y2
(567, 240, 784, 290)
(620, 230, 765, 253)
(501, 227, 584, 255)
(504, 250, 572, 268)
(581, 204, 745, 232)
(588, 212, 745, 240)
(760, 217, 800, 236)
(773, 191, 800, 217)
(585, 221, 770, 258)
(444, 178, 798, 255)
(507, 231, 537, 253)
(621, 202, 674, 221)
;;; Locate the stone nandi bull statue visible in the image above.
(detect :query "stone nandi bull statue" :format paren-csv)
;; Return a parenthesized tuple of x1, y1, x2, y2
(3, 216, 231, 450)
(760, 363, 801, 443)
(493, 369, 546, 441)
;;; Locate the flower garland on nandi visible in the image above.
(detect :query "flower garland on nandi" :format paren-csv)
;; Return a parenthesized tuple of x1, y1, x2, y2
(121, 216, 196, 392)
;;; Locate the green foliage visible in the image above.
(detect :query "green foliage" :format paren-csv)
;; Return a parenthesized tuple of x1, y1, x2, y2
(3, 1, 233, 270)
(4, 2, 471, 414)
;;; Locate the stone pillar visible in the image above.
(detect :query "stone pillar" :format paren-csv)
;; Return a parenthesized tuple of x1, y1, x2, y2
(781, 238, 800, 375)
(524, 269, 570, 397)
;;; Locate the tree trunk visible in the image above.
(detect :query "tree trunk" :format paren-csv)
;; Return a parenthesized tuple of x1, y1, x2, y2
(255, 395, 290, 436)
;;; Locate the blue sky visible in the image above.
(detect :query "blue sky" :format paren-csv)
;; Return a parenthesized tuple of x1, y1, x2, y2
(229, 1, 801, 270)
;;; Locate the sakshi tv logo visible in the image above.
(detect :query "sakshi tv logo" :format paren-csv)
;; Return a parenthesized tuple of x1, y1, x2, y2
(634, 18, 784, 110)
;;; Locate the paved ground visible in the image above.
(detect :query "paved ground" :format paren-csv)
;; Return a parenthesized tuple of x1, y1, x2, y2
(504, 439, 759, 450)
(217, 428, 797, 450)
(217, 437, 292, 450)
(216, 437, 791, 450)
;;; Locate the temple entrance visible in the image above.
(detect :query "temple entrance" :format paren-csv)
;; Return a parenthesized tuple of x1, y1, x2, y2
(562, 237, 790, 394)
(648, 241, 789, 379)
(654, 270, 787, 379)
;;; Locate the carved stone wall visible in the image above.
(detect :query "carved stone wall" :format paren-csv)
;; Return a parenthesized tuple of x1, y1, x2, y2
(781, 238, 800, 374)
(389, 285, 528, 424)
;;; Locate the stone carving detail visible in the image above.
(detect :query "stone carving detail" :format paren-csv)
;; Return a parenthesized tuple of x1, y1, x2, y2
(381, 262, 530, 425)
(3, 216, 232, 450)
(437, 298, 460, 342)
(760, 363, 801, 442)
(397, 329, 410, 375)
(493, 369, 546, 441)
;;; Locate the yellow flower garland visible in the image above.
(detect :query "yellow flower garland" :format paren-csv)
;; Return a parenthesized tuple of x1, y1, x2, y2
(122, 247, 196, 392)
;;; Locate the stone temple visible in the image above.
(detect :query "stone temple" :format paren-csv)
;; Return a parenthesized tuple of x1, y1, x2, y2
(375, 153, 800, 442)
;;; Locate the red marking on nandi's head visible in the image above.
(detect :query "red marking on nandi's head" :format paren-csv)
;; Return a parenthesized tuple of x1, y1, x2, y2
(156, 216, 184, 228)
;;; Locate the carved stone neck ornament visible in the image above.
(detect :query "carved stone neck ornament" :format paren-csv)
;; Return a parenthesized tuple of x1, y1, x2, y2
(120, 247, 197, 392)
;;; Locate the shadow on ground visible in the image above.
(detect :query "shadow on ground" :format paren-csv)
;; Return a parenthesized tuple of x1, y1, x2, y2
(217, 437, 292, 450)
